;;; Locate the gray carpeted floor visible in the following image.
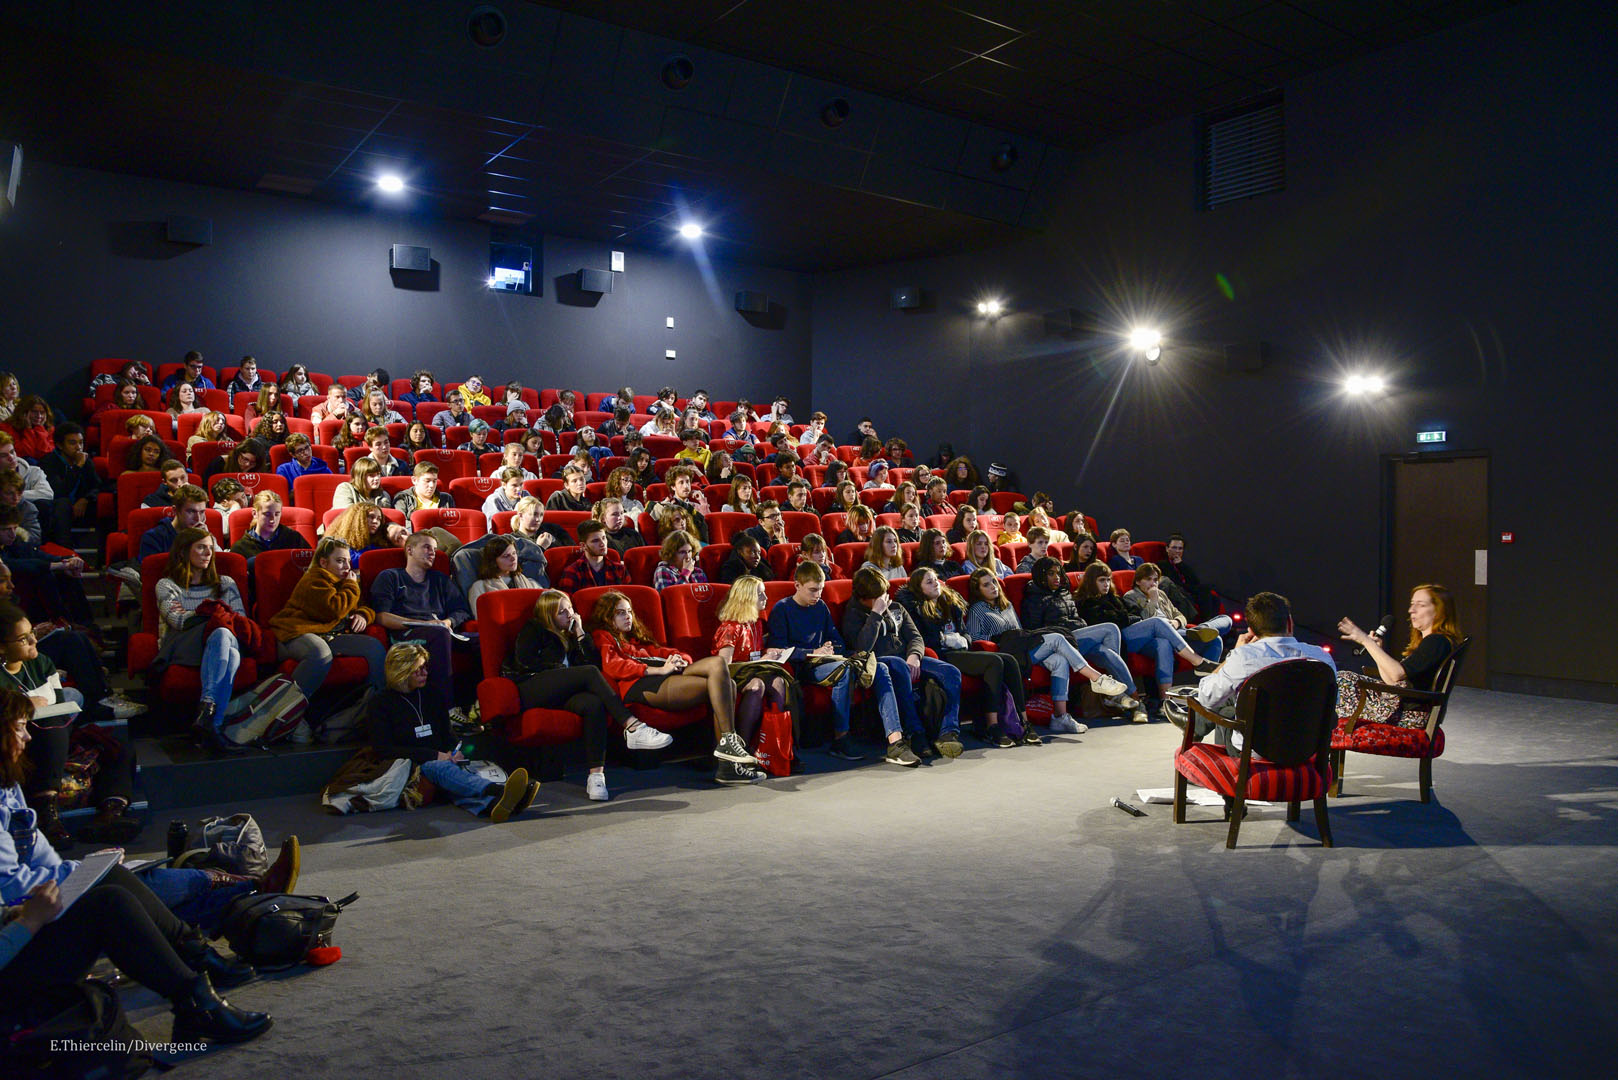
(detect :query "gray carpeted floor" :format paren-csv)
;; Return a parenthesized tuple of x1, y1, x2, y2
(117, 687, 1618, 1079)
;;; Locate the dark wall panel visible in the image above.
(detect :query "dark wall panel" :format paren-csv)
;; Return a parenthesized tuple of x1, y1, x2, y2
(812, 0, 1618, 690)
(0, 162, 810, 411)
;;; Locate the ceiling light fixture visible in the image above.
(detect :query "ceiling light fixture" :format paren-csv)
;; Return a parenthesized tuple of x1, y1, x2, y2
(678, 222, 704, 240)
(1129, 326, 1163, 363)
(976, 298, 1004, 318)
(1343, 373, 1387, 395)
(377, 174, 405, 194)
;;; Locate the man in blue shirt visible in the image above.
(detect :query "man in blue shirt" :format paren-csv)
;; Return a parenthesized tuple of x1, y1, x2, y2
(275, 433, 331, 485)
(160, 351, 215, 393)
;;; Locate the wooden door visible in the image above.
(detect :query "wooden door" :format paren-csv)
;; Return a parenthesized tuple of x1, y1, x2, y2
(1388, 455, 1487, 687)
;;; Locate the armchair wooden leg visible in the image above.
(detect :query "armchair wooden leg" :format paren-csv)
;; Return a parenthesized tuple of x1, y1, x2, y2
(1331, 749, 1346, 797)
(1173, 770, 1187, 824)
(1225, 794, 1245, 849)
(1314, 795, 1333, 847)
(1286, 798, 1300, 822)
(1419, 757, 1432, 804)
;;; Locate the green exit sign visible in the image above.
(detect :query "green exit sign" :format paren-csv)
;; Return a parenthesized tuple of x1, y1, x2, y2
(1416, 430, 1447, 444)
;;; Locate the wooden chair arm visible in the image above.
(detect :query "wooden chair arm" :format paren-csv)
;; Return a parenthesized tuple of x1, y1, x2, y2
(1183, 697, 1238, 752)
(1352, 678, 1443, 706)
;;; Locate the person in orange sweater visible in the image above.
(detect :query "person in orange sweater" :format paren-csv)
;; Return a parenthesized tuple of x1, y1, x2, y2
(267, 537, 387, 698)
(585, 590, 765, 785)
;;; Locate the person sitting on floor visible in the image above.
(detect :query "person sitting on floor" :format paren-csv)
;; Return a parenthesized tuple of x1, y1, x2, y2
(363, 642, 535, 822)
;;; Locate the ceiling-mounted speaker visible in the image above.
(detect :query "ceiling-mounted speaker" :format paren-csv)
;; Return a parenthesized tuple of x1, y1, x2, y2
(661, 55, 695, 90)
(1224, 340, 1269, 373)
(165, 216, 212, 245)
(577, 268, 613, 293)
(467, 5, 507, 48)
(990, 141, 1019, 173)
(391, 244, 431, 271)
(735, 291, 770, 313)
(890, 286, 921, 310)
(820, 98, 850, 128)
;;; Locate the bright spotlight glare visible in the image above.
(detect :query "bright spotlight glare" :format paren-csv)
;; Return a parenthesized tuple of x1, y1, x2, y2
(678, 222, 704, 240)
(1143, 345, 1162, 364)
(1344, 373, 1386, 395)
(377, 174, 405, 193)
(977, 298, 1003, 317)
(1129, 327, 1162, 351)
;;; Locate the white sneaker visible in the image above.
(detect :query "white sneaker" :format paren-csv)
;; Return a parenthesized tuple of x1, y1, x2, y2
(585, 772, 610, 802)
(1089, 673, 1128, 698)
(1048, 715, 1088, 735)
(105, 565, 142, 588)
(624, 723, 673, 750)
(100, 693, 147, 720)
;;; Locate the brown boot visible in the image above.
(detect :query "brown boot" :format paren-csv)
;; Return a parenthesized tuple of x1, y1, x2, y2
(32, 795, 75, 852)
(258, 837, 301, 894)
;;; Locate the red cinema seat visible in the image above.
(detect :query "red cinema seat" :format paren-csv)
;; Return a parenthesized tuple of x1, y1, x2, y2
(542, 510, 592, 536)
(292, 474, 352, 517)
(342, 447, 411, 472)
(622, 546, 661, 587)
(832, 543, 868, 578)
(661, 581, 730, 658)
(1131, 541, 1168, 564)
(989, 492, 1025, 513)
(521, 478, 563, 502)
(126, 552, 262, 708)
(411, 507, 488, 539)
(780, 512, 820, 543)
(698, 544, 731, 582)
(543, 545, 578, 583)
(252, 548, 380, 693)
(227, 506, 317, 546)
(474, 589, 583, 747)
(767, 543, 801, 581)
(704, 512, 757, 545)
(448, 477, 502, 508)
(411, 448, 477, 482)
(213, 472, 290, 506)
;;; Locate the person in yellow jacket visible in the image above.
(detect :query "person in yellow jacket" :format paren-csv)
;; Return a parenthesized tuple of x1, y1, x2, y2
(268, 537, 388, 698)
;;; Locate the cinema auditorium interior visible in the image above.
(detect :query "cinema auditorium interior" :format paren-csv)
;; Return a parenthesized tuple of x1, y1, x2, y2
(0, 1, 1613, 1077)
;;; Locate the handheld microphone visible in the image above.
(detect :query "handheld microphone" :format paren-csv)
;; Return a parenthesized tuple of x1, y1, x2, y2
(1357, 613, 1393, 654)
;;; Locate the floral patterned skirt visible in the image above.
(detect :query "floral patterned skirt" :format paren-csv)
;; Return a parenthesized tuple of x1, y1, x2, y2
(1336, 670, 1430, 730)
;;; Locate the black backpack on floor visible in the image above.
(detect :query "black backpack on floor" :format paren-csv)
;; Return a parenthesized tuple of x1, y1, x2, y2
(221, 891, 358, 971)
(0, 977, 153, 1078)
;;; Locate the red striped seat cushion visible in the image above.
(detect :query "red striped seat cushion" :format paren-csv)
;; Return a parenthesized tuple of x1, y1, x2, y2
(1175, 742, 1332, 802)
(1332, 719, 1445, 759)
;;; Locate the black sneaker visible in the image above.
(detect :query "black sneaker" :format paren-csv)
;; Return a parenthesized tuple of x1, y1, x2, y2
(910, 734, 938, 760)
(884, 740, 921, 768)
(715, 761, 766, 785)
(1020, 726, 1042, 746)
(1192, 658, 1221, 676)
(988, 724, 1016, 748)
(827, 736, 864, 761)
(935, 733, 964, 758)
(715, 731, 760, 765)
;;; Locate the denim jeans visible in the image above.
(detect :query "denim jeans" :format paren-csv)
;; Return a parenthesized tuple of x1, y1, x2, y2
(1189, 616, 1234, 664)
(803, 657, 900, 737)
(419, 758, 496, 815)
(1121, 616, 1193, 685)
(1066, 625, 1137, 694)
(1031, 635, 1086, 703)
(872, 655, 961, 737)
(139, 866, 254, 936)
(200, 627, 241, 716)
(280, 632, 388, 698)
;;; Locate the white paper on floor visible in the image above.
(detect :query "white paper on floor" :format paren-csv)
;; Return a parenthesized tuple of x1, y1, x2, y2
(1137, 787, 1273, 807)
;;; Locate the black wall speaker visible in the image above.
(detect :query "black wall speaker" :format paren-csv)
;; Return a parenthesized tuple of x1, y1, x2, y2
(165, 215, 212, 245)
(1224, 341, 1269, 373)
(890, 286, 921, 310)
(735, 290, 770, 313)
(577, 268, 613, 293)
(391, 244, 431, 271)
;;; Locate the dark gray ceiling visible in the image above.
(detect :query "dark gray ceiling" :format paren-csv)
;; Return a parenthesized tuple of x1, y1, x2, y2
(0, 0, 1520, 271)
